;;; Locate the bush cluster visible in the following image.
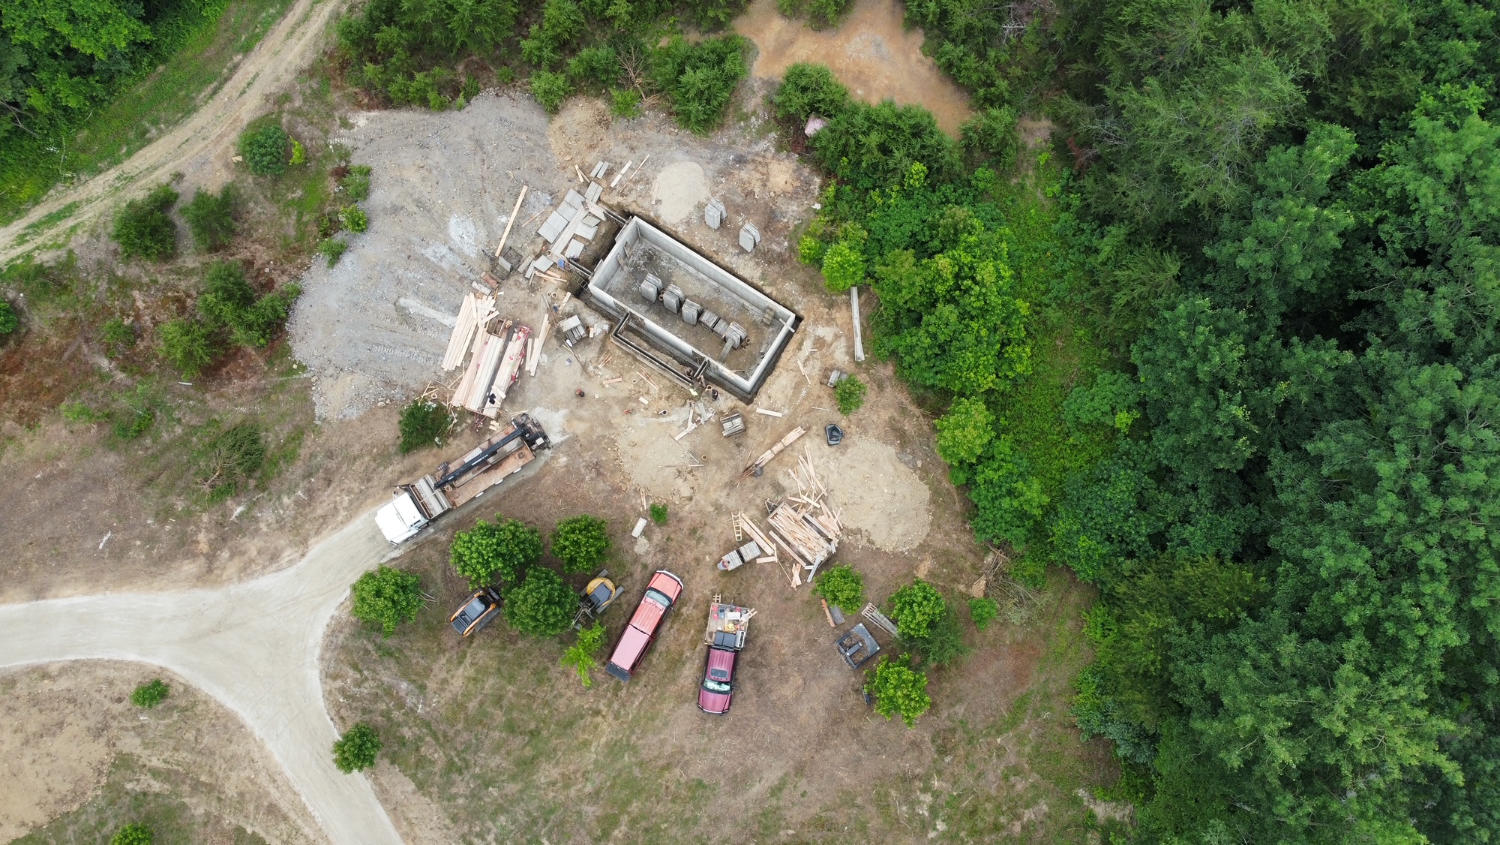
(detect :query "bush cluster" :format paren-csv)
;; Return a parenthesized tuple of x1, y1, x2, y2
(238, 123, 290, 176)
(113, 183, 179, 261)
(397, 400, 451, 453)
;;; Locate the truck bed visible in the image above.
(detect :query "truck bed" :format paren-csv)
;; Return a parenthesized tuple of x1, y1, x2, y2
(443, 442, 535, 508)
(704, 603, 753, 650)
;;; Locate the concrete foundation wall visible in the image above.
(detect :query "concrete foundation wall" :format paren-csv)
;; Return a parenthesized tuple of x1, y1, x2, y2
(585, 217, 798, 399)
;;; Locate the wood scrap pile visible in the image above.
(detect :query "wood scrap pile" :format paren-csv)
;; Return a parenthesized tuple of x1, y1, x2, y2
(765, 451, 842, 584)
(441, 292, 498, 371)
(739, 425, 806, 478)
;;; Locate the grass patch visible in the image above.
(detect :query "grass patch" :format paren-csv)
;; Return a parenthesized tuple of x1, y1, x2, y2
(0, 0, 297, 225)
(13, 754, 268, 845)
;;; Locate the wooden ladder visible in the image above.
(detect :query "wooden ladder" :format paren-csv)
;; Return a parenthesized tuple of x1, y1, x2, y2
(861, 603, 900, 637)
(732, 514, 743, 543)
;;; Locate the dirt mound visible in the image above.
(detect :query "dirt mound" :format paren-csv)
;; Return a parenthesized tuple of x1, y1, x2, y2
(814, 436, 932, 552)
(547, 97, 611, 166)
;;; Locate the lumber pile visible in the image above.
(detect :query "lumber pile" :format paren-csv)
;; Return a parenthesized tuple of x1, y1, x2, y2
(739, 426, 806, 478)
(765, 451, 842, 584)
(450, 321, 529, 416)
(441, 292, 498, 370)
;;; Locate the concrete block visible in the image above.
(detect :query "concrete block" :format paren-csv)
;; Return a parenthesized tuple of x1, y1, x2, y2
(585, 182, 603, 204)
(739, 223, 759, 253)
(704, 198, 725, 229)
(539, 211, 568, 243)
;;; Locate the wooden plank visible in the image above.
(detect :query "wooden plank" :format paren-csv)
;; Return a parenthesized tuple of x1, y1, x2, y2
(851, 285, 865, 362)
(440, 294, 478, 371)
(820, 599, 836, 628)
(609, 160, 633, 188)
(494, 186, 529, 259)
(754, 408, 784, 417)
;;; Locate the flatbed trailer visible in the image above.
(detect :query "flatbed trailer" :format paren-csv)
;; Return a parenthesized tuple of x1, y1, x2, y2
(375, 413, 550, 543)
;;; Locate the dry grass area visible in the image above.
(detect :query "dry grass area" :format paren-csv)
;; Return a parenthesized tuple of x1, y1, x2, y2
(0, 662, 317, 843)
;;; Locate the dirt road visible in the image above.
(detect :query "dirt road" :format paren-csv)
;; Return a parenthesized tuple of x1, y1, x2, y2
(0, 512, 400, 844)
(0, 0, 348, 264)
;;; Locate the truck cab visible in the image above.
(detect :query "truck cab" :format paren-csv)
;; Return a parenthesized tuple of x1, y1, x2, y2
(605, 570, 684, 682)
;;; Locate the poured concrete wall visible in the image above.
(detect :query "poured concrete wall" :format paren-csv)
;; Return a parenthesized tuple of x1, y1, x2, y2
(585, 217, 798, 399)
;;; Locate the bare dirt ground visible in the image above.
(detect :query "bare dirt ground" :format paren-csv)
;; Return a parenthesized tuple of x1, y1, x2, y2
(0, 662, 317, 843)
(735, 0, 975, 135)
(0, 0, 349, 264)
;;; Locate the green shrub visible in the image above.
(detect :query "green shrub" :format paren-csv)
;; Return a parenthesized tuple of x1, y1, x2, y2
(340, 165, 372, 202)
(774, 62, 850, 123)
(610, 88, 643, 118)
(198, 261, 256, 328)
(649, 503, 669, 524)
(567, 46, 619, 90)
(821, 239, 864, 293)
(332, 723, 381, 773)
(0, 300, 17, 335)
(290, 139, 306, 166)
(340, 205, 368, 233)
(864, 657, 931, 727)
(182, 185, 237, 251)
(350, 565, 424, 636)
(969, 596, 1000, 630)
(451, 518, 542, 588)
(835, 375, 867, 415)
(888, 579, 946, 640)
(159, 318, 222, 378)
(649, 35, 748, 133)
(100, 318, 137, 356)
(504, 566, 578, 636)
(113, 183, 179, 260)
(397, 400, 452, 453)
(561, 621, 607, 687)
(959, 106, 1020, 173)
(194, 421, 266, 501)
(110, 823, 154, 845)
(62, 402, 109, 424)
(531, 70, 573, 113)
(551, 514, 610, 574)
(797, 234, 826, 265)
(131, 678, 169, 708)
(319, 238, 349, 267)
(238, 123, 289, 176)
(231, 284, 300, 348)
(813, 564, 864, 613)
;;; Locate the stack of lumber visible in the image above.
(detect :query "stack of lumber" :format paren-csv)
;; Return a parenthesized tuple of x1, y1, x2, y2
(765, 451, 842, 584)
(441, 293, 498, 371)
(481, 326, 531, 419)
(524, 314, 550, 377)
(450, 321, 530, 416)
(739, 426, 807, 478)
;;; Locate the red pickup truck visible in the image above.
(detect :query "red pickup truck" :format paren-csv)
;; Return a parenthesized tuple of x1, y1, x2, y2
(605, 570, 684, 682)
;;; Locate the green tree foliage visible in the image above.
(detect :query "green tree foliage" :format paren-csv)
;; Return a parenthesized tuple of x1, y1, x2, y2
(112, 183, 179, 260)
(648, 35, 748, 133)
(196, 261, 300, 348)
(332, 723, 380, 773)
(238, 123, 289, 176)
(350, 565, 424, 636)
(864, 657, 931, 727)
(772, 62, 849, 123)
(530, 70, 573, 113)
(886, 579, 945, 640)
(833, 375, 866, 415)
(934, 396, 993, 467)
(110, 823, 154, 845)
(819, 239, 863, 293)
(870, 205, 1030, 397)
(550, 514, 610, 574)
(812, 564, 863, 613)
(812, 103, 958, 190)
(968, 597, 998, 630)
(193, 421, 265, 501)
(130, 678, 169, 708)
(158, 318, 221, 378)
(503, 566, 577, 636)
(397, 400, 451, 453)
(450, 517, 541, 588)
(567, 45, 619, 91)
(181, 185, 237, 251)
(561, 621, 606, 687)
(0, 300, 18, 336)
(959, 106, 1019, 172)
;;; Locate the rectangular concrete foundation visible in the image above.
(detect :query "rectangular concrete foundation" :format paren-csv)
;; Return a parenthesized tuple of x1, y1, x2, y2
(583, 217, 799, 401)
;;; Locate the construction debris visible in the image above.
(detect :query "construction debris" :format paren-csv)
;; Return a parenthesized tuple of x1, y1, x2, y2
(609, 160, 633, 188)
(450, 321, 529, 417)
(740, 426, 806, 478)
(441, 292, 498, 371)
(764, 451, 841, 582)
(721, 411, 745, 438)
(632, 517, 648, 538)
(717, 539, 762, 571)
(754, 407, 784, 418)
(738, 222, 761, 253)
(862, 603, 900, 637)
(494, 186, 528, 259)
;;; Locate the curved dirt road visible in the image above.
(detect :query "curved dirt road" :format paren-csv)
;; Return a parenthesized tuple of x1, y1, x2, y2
(0, 512, 401, 844)
(0, 0, 349, 265)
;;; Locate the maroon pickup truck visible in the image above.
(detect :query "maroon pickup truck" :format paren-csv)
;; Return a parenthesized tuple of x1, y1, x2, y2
(605, 570, 684, 682)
